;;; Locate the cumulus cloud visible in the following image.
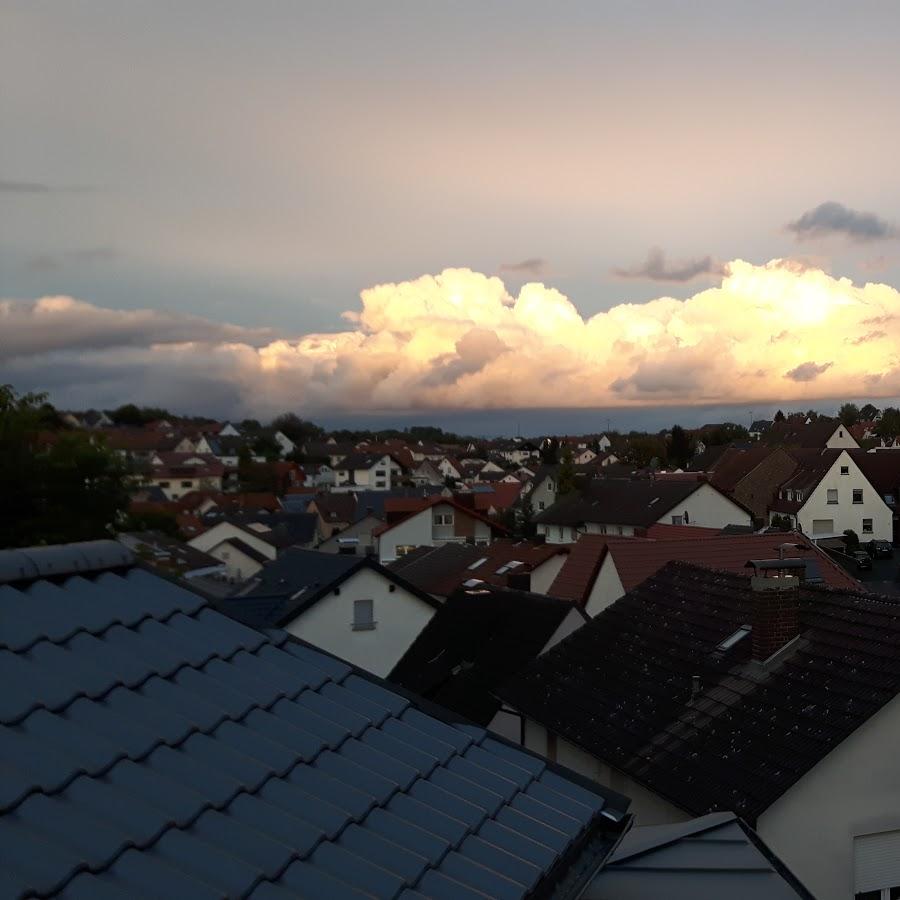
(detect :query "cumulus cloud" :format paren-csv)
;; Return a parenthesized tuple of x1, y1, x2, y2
(0, 296, 275, 359)
(499, 258, 546, 276)
(787, 201, 899, 242)
(612, 247, 723, 282)
(8, 260, 900, 415)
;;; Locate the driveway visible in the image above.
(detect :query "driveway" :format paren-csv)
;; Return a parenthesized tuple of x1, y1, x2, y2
(852, 553, 900, 596)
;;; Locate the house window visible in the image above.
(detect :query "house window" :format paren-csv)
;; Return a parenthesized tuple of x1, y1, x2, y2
(434, 513, 454, 525)
(548, 481, 554, 491)
(863, 519, 874, 533)
(616, 526, 624, 535)
(375, 470, 386, 477)
(557, 526, 564, 540)
(181, 480, 192, 488)
(375, 481, 385, 488)
(840, 429, 844, 437)
(159, 481, 170, 488)
(841, 465, 850, 475)
(352, 599, 376, 630)
(827, 489, 839, 504)
(538, 501, 545, 510)
(396, 545, 416, 557)
(854, 829, 900, 899)
(786, 490, 793, 501)
(671, 515, 684, 525)
(886, 494, 895, 505)
(599, 525, 607, 535)
(853, 489, 864, 504)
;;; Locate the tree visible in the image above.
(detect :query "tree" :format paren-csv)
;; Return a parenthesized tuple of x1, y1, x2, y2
(843, 529, 860, 551)
(860, 403, 880, 421)
(541, 437, 560, 464)
(557, 448, 577, 496)
(240, 418, 262, 434)
(627, 434, 667, 468)
(270, 412, 324, 445)
(1, 385, 129, 548)
(838, 403, 860, 427)
(774, 409, 786, 422)
(700, 422, 748, 446)
(518, 493, 536, 538)
(118, 508, 181, 538)
(109, 404, 171, 426)
(666, 425, 693, 468)
(252, 432, 282, 461)
(878, 408, 900, 439)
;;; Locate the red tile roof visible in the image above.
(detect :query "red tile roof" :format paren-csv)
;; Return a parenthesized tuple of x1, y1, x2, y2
(607, 531, 860, 593)
(642, 523, 723, 540)
(470, 482, 523, 512)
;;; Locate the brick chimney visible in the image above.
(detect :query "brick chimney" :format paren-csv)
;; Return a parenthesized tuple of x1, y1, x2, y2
(747, 558, 802, 661)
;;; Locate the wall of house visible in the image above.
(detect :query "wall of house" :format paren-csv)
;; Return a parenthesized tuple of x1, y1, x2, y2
(521, 719, 690, 824)
(541, 607, 587, 652)
(796, 452, 892, 540)
(379, 509, 431, 563)
(530, 554, 567, 595)
(284, 567, 435, 678)
(584, 556, 625, 617)
(188, 522, 276, 560)
(207, 541, 263, 581)
(531, 477, 556, 513)
(758, 691, 900, 900)
(583, 522, 636, 537)
(825, 426, 860, 449)
(658, 482, 752, 529)
(536, 523, 580, 544)
(318, 516, 380, 556)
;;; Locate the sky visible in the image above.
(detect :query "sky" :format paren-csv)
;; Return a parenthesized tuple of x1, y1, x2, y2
(4, 2, 900, 433)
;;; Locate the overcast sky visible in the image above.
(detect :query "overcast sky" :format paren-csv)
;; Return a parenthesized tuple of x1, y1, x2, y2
(4, 2, 900, 426)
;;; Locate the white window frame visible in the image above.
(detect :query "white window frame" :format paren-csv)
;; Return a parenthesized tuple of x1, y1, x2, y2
(863, 518, 874, 534)
(433, 512, 454, 526)
(671, 515, 684, 526)
(841, 465, 850, 475)
(827, 489, 839, 505)
(853, 489, 864, 504)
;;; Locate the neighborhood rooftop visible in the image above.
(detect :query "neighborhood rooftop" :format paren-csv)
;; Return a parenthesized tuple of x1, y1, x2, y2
(0, 540, 631, 899)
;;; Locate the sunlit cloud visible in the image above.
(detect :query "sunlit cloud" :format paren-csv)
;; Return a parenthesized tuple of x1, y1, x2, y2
(7, 259, 900, 415)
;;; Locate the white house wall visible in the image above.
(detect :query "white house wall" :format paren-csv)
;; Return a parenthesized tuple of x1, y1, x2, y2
(378, 509, 432, 563)
(656, 483, 752, 529)
(584, 555, 625, 617)
(207, 542, 264, 581)
(758, 691, 900, 900)
(530, 555, 567, 595)
(792, 452, 893, 541)
(825, 426, 860, 449)
(284, 567, 435, 678)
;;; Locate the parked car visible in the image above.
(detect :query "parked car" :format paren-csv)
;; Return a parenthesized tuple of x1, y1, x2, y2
(866, 539, 894, 559)
(852, 550, 873, 571)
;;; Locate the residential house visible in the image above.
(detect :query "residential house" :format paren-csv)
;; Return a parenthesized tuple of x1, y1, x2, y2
(769, 448, 893, 540)
(437, 455, 464, 480)
(334, 452, 403, 490)
(704, 446, 799, 523)
(389, 538, 571, 598)
(500, 559, 900, 900)
(572, 448, 597, 465)
(117, 529, 226, 581)
(534, 478, 752, 544)
(144, 452, 226, 500)
(410, 458, 445, 486)
(223, 548, 441, 677)
(376, 496, 508, 563)
(0, 539, 634, 899)
(188, 510, 318, 580)
(764, 417, 860, 450)
(493, 440, 542, 465)
(544, 530, 860, 617)
(390, 584, 581, 738)
(307, 492, 358, 541)
(748, 418, 773, 440)
(218, 420, 241, 435)
(852, 450, 900, 544)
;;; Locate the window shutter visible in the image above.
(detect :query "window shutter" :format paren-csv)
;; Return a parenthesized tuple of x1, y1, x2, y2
(855, 830, 900, 893)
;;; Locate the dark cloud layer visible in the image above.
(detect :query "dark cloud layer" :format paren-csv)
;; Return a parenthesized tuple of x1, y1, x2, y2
(787, 201, 899, 242)
(612, 247, 722, 282)
(785, 361, 833, 382)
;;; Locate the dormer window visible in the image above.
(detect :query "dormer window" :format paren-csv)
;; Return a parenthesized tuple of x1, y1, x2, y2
(840, 465, 849, 475)
(787, 490, 793, 501)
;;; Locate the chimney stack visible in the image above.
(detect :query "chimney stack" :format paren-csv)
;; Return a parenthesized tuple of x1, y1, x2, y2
(746, 558, 803, 661)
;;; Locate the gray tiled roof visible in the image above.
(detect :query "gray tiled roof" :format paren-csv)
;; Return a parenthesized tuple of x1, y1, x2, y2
(0, 541, 629, 899)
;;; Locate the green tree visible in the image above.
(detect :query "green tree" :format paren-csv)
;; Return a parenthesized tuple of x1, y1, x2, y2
(843, 528, 860, 551)
(860, 403, 880, 421)
(557, 448, 577, 495)
(0, 385, 129, 548)
(252, 432, 282, 461)
(541, 437, 560, 464)
(518, 493, 536, 538)
(838, 403, 860, 427)
(666, 425, 693, 468)
(270, 412, 324, 445)
(878, 407, 900, 439)
(118, 508, 181, 538)
(774, 409, 786, 422)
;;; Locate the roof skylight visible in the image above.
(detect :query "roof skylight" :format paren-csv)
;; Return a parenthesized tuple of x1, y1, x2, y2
(717, 625, 751, 651)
